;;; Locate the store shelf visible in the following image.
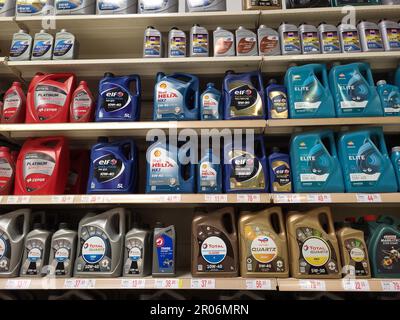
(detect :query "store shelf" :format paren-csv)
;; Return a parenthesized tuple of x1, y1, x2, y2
(272, 193, 400, 204)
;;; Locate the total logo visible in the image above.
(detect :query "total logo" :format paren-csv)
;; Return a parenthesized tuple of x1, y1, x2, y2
(82, 236, 106, 264)
(55, 247, 69, 262)
(302, 237, 331, 267)
(201, 236, 227, 265)
(106, 91, 124, 98)
(156, 236, 165, 248)
(98, 158, 118, 166)
(234, 89, 253, 96)
(251, 235, 278, 263)
(350, 247, 365, 263)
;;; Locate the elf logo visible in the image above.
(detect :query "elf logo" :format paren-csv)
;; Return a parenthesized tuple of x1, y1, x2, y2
(234, 158, 253, 166)
(234, 89, 253, 96)
(106, 91, 124, 98)
(156, 237, 164, 247)
(98, 158, 118, 166)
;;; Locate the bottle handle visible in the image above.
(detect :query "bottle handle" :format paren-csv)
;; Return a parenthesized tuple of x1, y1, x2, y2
(315, 207, 335, 235)
(220, 208, 236, 236)
(128, 75, 141, 96)
(11, 209, 31, 238)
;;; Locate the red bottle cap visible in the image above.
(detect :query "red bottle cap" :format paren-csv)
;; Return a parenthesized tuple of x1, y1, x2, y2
(12, 82, 21, 87)
(345, 217, 356, 223)
(363, 215, 378, 222)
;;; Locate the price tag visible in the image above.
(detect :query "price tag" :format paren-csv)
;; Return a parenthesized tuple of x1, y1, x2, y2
(306, 194, 332, 203)
(5, 279, 31, 289)
(51, 195, 74, 204)
(245, 279, 272, 290)
(6, 196, 31, 204)
(159, 195, 182, 203)
(64, 279, 96, 289)
(356, 194, 382, 203)
(190, 279, 215, 289)
(81, 195, 104, 203)
(299, 280, 326, 291)
(274, 194, 301, 203)
(121, 279, 146, 289)
(204, 194, 228, 203)
(236, 194, 261, 203)
(381, 280, 400, 292)
(0, 196, 3, 203)
(154, 279, 182, 289)
(342, 279, 370, 291)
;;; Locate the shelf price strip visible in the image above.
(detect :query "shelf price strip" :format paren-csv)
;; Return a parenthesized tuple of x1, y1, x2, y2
(356, 194, 382, 203)
(342, 279, 370, 291)
(64, 279, 96, 289)
(121, 279, 146, 289)
(381, 280, 400, 292)
(204, 194, 228, 203)
(299, 280, 326, 291)
(159, 195, 182, 203)
(306, 194, 332, 203)
(6, 196, 31, 204)
(80, 195, 105, 204)
(51, 195, 74, 204)
(236, 194, 261, 203)
(154, 279, 183, 289)
(190, 279, 216, 289)
(274, 194, 301, 203)
(5, 279, 31, 289)
(245, 279, 272, 290)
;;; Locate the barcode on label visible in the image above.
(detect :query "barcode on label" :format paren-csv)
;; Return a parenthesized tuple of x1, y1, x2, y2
(154, 279, 182, 289)
(6, 279, 31, 289)
(306, 194, 332, 203)
(236, 194, 261, 203)
(274, 194, 301, 203)
(64, 279, 96, 289)
(356, 194, 382, 203)
(121, 279, 146, 289)
(381, 280, 400, 292)
(159, 195, 182, 203)
(51, 195, 74, 204)
(342, 279, 370, 291)
(204, 195, 227, 203)
(191, 279, 215, 289)
(299, 280, 326, 291)
(245, 279, 272, 290)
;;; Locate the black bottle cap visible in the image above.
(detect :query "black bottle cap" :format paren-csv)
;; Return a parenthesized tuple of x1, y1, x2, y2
(155, 221, 164, 228)
(272, 147, 280, 153)
(59, 222, 69, 230)
(33, 223, 43, 230)
(104, 72, 114, 78)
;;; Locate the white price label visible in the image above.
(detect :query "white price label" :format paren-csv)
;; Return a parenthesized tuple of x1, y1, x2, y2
(274, 194, 301, 203)
(81, 195, 104, 203)
(191, 279, 216, 289)
(121, 279, 146, 289)
(159, 195, 182, 203)
(64, 279, 96, 289)
(299, 280, 326, 291)
(0, 196, 3, 203)
(154, 279, 182, 289)
(5, 279, 31, 289)
(342, 279, 370, 291)
(306, 194, 332, 203)
(6, 196, 31, 204)
(51, 195, 74, 204)
(356, 194, 382, 203)
(204, 194, 228, 203)
(245, 279, 272, 290)
(381, 280, 400, 292)
(236, 194, 261, 203)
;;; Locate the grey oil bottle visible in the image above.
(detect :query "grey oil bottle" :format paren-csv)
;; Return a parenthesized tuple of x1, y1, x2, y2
(279, 22, 301, 55)
(9, 30, 32, 61)
(152, 222, 176, 277)
(48, 223, 77, 277)
(257, 25, 280, 56)
(53, 29, 77, 60)
(20, 223, 52, 277)
(318, 23, 341, 54)
(213, 27, 235, 57)
(299, 23, 320, 54)
(168, 27, 187, 58)
(0, 0, 15, 16)
(379, 20, 400, 51)
(74, 208, 126, 278)
(235, 26, 258, 56)
(31, 29, 54, 61)
(143, 26, 163, 58)
(358, 21, 384, 52)
(190, 24, 209, 57)
(0, 209, 30, 278)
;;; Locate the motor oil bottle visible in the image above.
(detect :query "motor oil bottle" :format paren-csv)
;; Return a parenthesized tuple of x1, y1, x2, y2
(200, 83, 222, 120)
(358, 21, 384, 52)
(235, 26, 258, 56)
(224, 135, 268, 193)
(146, 139, 195, 193)
(143, 26, 163, 58)
(367, 216, 400, 278)
(53, 29, 77, 60)
(285, 63, 335, 118)
(266, 79, 288, 119)
(223, 70, 265, 119)
(96, 73, 141, 122)
(197, 146, 222, 193)
(66, 149, 89, 194)
(213, 27, 235, 57)
(190, 24, 209, 57)
(87, 138, 137, 194)
(20, 223, 52, 277)
(0, 0, 15, 16)
(0, 146, 16, 195)
(153, 72, 199, 121)
(192, 207, 238, 277)
(31, 29, 53, 61)
(152, 222, 176, 277)
(290, 130, 345, 192)
(318, 23, 341, 54)
(9, 30, 32, 61)
(55, 0, 96, 14)
(186, 0, 226, 11)
(138, 0, 178, 13)
(48, 223, 77, 277)
(379, 20, 400, 51)
(299, 23, 321, 54)
(377, 80, 400, 116)
(338, 128, 398, 193)
(268, 147, 292, 193)
(123, 214, 152, 277)
(337, 24, 362, 53)
(14, 137, 70, 195)
(257, 25, 281, 56)
(1, 82, 26, 124)
(168, 27, 186, 58)
(329, 62, 383, 117)
(279, 23, 301, 55)
(70, 81, 94, 122)
(336, 222, 371, 278)
(96, 0, 137, 14)
(16, 0, 54, 15)
(239, 207, 289, 278)
(392, 147, 400, 190)
(286, 207, 342, 279)
(26, 73, 77, 123)
(74, 208, 126, 278)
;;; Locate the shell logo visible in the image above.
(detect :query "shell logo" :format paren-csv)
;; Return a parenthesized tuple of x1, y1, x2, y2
(204, 95, 209, 99)
(202, 164, 208, 169)
(154, 150, 161, 157)
(160, 83, 167, 89)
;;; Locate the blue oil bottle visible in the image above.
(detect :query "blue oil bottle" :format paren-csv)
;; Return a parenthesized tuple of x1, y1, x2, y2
(376, 80, 400, 116)
(200, 83, 222, 120)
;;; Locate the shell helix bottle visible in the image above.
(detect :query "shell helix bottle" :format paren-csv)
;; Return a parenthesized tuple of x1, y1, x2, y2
(239, 207, 288, 278)
(197, 146, 222, 194)
(286, 207, 342, 279)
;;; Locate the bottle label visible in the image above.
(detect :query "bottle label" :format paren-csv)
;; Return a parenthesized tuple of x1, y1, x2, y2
(149, 147, 179, 189)
(259, 35, 279, 54)
(98, 0, 122, 10)
(201, 92, 219, 120)
(23, 152, 55, 192)
(375, 232, 400, 275)
(17, 0, 46, 14)
(169, 36, 186, 57)
(386, 28, 400, 49)
(155, 234, 174, 272)
(155, 81, 184, 118)
(321, 31, 340, 52)
(343, 238, 369, 277)
(100, 83, 131, 117)
(0, 159, 13, 192)
(237, 36, 257, 54)
(124, 238, 144, 275)
(144, 35, 161, 57)
(72, 91, 92, 121)
(199, 161, 217, 190)
(9, 40, 30, 58)
(0, 1, 4, 10)
(51, 239, 73, 276)
(342, 31, 361, 52)
(269, 89, 288, 119)
(228, 82, 263, 117)
(271, 159, 291, 192)
(214, 36, 234, 55)
(192, 33, 208, 54)
(302, 32, 320, 53)
(34, 84, 67, 121)
(380, 87, 400, 115)
(336, 71, 369, 113)
(53, 39, 73, 57)
(22, 239, 45, 276)
(364, 29, 383, 50)
(90, 153, 127, 190)
(2, 91, 21, 121)
(56, 0, 83, 10)
(282, 31, 300, 53)
(291, 74, 322, 114)
(32, 40, 52, 58)
(0, 231, 11, 272)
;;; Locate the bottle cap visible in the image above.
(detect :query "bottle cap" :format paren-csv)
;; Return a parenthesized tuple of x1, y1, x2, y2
(363, 215, 378, 222)
(155, 221, 164, 228)
(59, 222, 69, 229)
(392, 146, 400, 153)
(104, 72, 114, 78)
(33, 222, 43, 229)
(345, 217, 356, 223)
(376, 80, 387, 86)
(272, 147, 280, 153)
(12, 81, 21, 87)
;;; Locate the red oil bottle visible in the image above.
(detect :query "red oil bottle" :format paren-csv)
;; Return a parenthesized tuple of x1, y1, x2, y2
(65, 149, 89, 194)
(0, 146, 16, 195)
(1, 82, 26, 123)
(70, 81, 94, 123)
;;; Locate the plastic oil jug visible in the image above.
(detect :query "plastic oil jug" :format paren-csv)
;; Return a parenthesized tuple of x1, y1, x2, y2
(146, 139, 195, 193)
(152, 222, 176, 277)
(87, 138, 137, 194)
(186, 0, 226, 11)
(65, 149, 89, 194)
(285, 64, 335, 119)
(14, 137, 70, 195)
(9, 29, 32, 61)
(1, 82, 26, 123)
(153, 72, 199, 121)
(192, 207, 238, 277)
(224, 135, 268, 193)
(266, 79, 288, 119)
(56, 0, 95, 14)
(138, 0, 178, 13)
(379, 20, 400, 51)
(329, 62, 383, 117)
(338, 128, 398, 193)
(0, 146, 16, 195)
(197, 146, 222, 193)
(337, 24, 362, 53)
(190, 24, 209, 57)
(235, 26, 258, 56)
(74, 209, 125, 277)
(336, 222, 371, 278)
(258, 25, 281, 56)
(358, 21, 384, 52)
(213, 27, 235, 57)
(318, 23, 341, 54)
(143, 26, 163, 58)
(239, 207, 288, 278)
(0, 209, 30, 277)
(31, 29, 53, 61)
(96, 0, 137, 14)
(299, 23, 321, 54)
(26, 73, 77, 123)
(96, 73, 141, 122)
(377, 80, 400, 116)
(223, 70, 265, 119)
(70, 81, 95, 122)
(286, 207, 342, 279)
(392, 147, 400, 190)
(48, 223, 77, 277)
(290, 130, 345, 193)
(200, 83, 222, 120)
(168, 27, 186, 58)
(268, 147, 292, 193)
(279, 23, 301, 55)
(16, 0, 54, 15)
(20, 223, 52, 277)
(53, 29, 77, 60)
(0, 0, 15, 16)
